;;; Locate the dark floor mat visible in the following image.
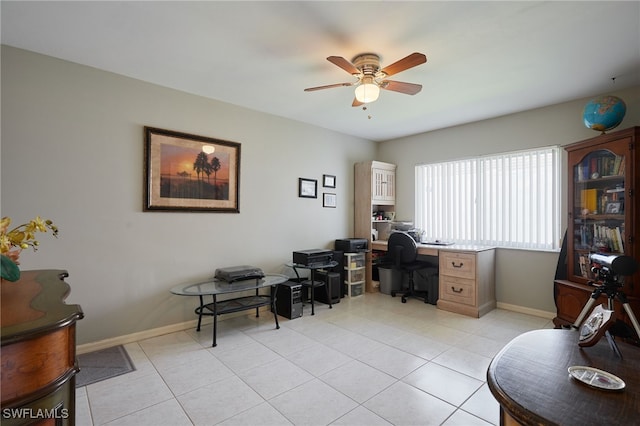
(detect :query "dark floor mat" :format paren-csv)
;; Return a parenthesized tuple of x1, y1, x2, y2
(76, 345, 135, 387)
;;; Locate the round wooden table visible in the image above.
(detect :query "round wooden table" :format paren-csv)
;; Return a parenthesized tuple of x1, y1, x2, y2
(487, 329, 640, 426)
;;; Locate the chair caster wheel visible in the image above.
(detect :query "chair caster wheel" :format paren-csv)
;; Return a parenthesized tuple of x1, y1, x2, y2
(401, 297, 407, 303)
(391, 291, 396, 297)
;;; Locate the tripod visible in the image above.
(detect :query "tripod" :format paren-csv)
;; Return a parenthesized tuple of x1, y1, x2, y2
(573, 267, 640, 358)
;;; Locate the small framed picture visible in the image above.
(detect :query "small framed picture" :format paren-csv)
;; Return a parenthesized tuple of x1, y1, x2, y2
(323, 192, 337, 208)
(605, 201, 622, 214)
(323, 174, 336, 188)
(299, 178, 317, 198)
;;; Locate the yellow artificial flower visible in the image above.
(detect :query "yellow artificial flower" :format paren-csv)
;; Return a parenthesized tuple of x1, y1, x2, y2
(0, 215, 59, 257)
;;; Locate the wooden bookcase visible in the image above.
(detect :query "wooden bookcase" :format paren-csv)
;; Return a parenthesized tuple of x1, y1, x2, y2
(554, 126, 640, 343)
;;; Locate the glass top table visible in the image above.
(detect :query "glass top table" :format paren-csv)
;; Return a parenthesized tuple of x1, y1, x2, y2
(170, 274, 289, 296)
(170, 274, 288, 347)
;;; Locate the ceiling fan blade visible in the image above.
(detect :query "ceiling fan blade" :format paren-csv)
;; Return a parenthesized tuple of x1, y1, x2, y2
(327, 56, 360, 75)
(304, 82, 355, 92)
(380, 80, 423, 95)
(352, 98, 364, 107)
(380, 52, 427, 77)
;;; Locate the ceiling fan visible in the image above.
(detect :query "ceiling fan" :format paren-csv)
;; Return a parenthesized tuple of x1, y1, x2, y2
(304, 52, 427, 106)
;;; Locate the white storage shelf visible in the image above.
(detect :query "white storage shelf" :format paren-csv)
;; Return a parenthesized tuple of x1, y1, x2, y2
(344, 253, 366, 297)
(344, 253, 365, 268)
(345, 268, 365, 284)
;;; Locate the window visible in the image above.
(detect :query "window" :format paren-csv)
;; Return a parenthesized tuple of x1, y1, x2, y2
(415, 146, 561, 250)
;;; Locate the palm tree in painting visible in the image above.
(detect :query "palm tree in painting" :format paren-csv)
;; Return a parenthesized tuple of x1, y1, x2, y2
(211, 157, 221, 198)
(193, 152, 210, 196)
(193, 152, 208, 181)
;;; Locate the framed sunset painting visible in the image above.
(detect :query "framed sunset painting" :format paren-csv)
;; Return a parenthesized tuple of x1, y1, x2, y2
(144, 127, 240, 212)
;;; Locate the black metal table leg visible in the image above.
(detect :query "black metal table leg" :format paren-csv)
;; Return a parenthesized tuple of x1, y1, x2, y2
(255, 286, 260, 318)
(212, 294, 217, 347)
(196, 295, 204, 331)
(310, 269, 316, 315)
(272, 284, 280, 329)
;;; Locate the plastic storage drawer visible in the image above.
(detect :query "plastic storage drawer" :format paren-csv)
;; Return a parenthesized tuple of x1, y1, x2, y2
(347, 282, 364, 297)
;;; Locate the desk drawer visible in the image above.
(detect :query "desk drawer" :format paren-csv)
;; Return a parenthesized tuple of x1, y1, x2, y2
(440, 252, 476, 280)
(440, 275, 475, 306)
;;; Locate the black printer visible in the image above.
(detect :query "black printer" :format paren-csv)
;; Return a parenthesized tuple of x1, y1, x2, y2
(335, 238, 368, 253)
(292, 249, 333, 267)
(214, 265, 264, 282)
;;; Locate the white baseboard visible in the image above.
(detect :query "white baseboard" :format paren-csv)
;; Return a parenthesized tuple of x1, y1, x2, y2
(77, 307, 270, 354)
(497, 302, 556, 320)
(77, 318, 205, 354)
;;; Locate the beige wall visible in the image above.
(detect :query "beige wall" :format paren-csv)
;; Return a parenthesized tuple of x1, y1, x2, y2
(377, 86, 640, 313)
(1, 46, 377, 344)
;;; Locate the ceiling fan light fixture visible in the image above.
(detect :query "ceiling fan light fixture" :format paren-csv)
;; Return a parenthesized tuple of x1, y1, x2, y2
(354, 79, 380, 103)
(306, 52, 426, 106)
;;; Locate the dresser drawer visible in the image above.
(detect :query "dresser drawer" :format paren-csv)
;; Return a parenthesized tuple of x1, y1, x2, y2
(440, 275, 475, 306)
(440, 252, 476, 280)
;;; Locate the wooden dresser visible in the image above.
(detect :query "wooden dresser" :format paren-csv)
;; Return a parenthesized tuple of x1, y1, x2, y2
(1, 270, 83, 426)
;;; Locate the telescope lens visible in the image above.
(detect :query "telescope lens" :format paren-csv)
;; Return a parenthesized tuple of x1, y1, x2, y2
(611, 256, 638, 276)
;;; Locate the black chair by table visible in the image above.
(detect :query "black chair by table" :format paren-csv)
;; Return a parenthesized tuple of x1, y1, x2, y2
(287, 261, 338, 315)
(388, 231, 432, 303)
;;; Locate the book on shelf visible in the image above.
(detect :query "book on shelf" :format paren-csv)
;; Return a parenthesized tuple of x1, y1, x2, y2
(580, 188, 598, 212)
(616, 227, 624, 253)
(613, 155, 623, 175)
(609, 228, 620, 252)
(578, 253, 592, 278)
(585, 223, 625, 253)
(578, 154, 625, 179)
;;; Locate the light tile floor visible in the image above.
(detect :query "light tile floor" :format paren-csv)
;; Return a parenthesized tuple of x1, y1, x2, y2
(76, 292, 554, 425)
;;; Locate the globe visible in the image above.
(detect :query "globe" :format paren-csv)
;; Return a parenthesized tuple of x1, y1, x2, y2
(583, 95, 626, 133)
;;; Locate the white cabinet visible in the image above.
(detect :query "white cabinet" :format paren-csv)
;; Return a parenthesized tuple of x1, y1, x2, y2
(372, 165, 395, 203)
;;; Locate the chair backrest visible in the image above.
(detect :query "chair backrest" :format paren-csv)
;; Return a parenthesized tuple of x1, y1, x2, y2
(387, 231, 418, 267)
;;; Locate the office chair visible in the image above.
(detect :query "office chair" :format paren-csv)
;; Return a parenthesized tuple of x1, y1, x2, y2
(387, 231, 431, 303)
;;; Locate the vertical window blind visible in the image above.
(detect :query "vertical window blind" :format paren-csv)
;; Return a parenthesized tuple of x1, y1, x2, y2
(415, 147, 561, 250)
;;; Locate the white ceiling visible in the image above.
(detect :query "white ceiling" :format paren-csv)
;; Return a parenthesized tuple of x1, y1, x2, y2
(2, 1, 639, 142)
